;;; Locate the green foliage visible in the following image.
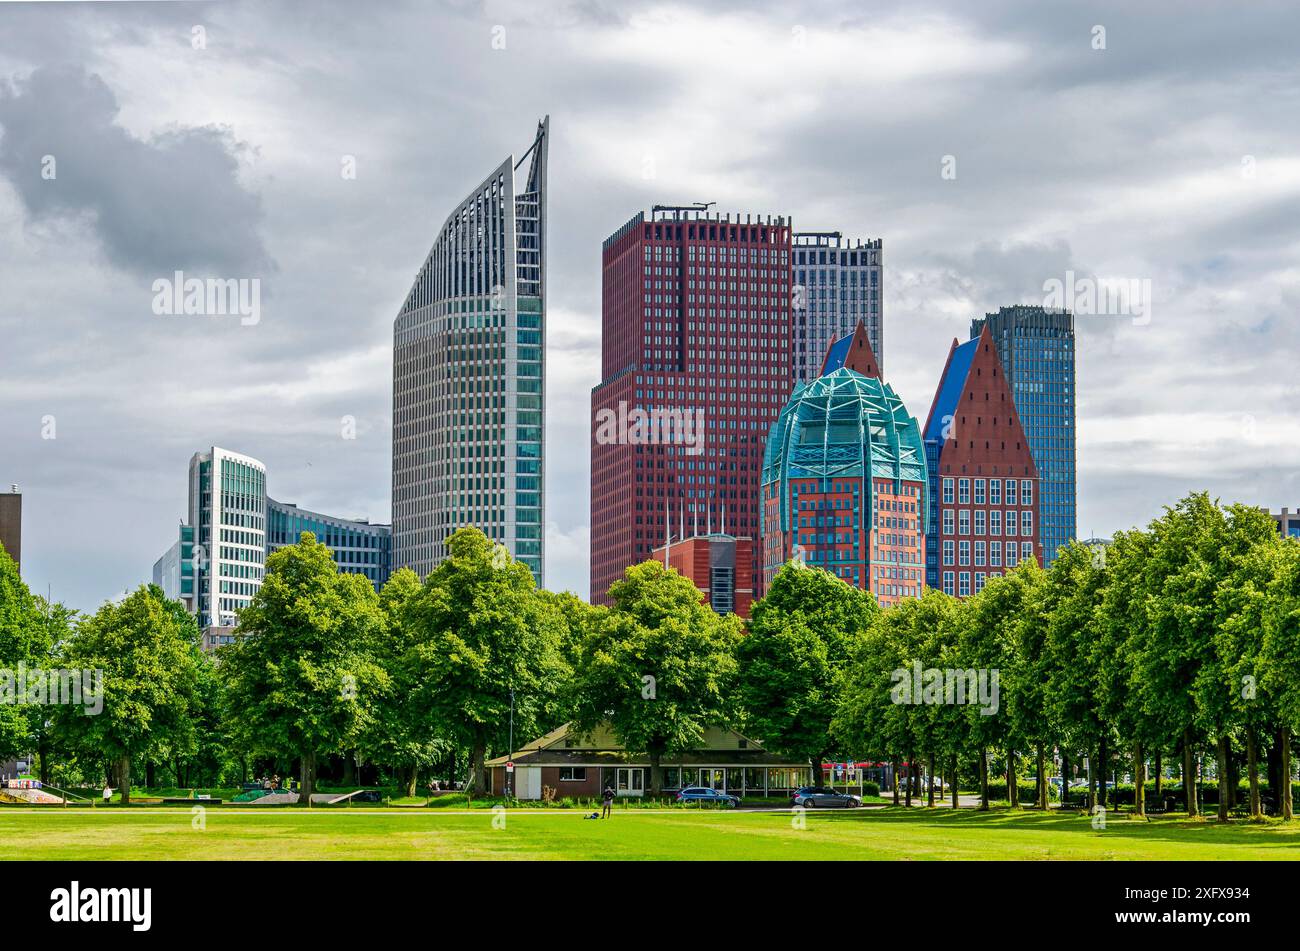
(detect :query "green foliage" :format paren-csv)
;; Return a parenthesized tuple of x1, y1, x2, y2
(570, 559, 741, 793)
(737, 563, 877, 771)
(218, 533, 388, 793)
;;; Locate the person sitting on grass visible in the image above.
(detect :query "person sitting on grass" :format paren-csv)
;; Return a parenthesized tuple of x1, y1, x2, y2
(601, 784, 615, 819)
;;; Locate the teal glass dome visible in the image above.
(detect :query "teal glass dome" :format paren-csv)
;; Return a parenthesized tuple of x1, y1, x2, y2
(761, 368, 928, 531)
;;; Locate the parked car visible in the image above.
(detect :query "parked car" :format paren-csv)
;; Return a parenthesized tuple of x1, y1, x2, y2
(791, 786, 864, 808)
(675, 787, 740, 807)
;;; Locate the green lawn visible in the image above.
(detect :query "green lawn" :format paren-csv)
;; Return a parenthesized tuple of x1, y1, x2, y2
(2, 806, 1299, 860)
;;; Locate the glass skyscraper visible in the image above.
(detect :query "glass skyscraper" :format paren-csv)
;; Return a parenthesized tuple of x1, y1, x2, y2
(266, 500, 391, 590)
(790, 232, 882, 384)
(393, 118, 548, 584)
(970, 305, 1076, 566)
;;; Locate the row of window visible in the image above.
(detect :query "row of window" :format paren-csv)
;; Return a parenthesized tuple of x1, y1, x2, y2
(941, 540, 1036, 567)
(941, 509, 1034, 536)
(941, 477, 1033, 506)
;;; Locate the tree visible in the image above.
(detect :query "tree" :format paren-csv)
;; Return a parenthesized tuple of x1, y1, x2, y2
(368, 568, 449, 797)
(54, 586, 200, 803)
(571, 559, 742, 797)
(220, 533, 388, 799)
(1261, 537, 1300, 820)
(403, 529, 569, 797)
(737, 563, 877, 783)
(0, 543, 53, 764)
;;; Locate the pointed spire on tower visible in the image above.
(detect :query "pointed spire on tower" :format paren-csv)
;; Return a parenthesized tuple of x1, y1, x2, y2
(820, 320, 881, 379)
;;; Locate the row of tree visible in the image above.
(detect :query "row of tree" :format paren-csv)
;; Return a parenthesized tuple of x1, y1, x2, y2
(1, 491, 1297, 816)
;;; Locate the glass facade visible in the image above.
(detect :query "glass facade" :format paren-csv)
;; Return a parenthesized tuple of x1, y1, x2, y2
(393, 119, 547, 585)
(791, 233, 883, 384)
(267, 499, 391, 589)
(971, 306, 1077, 566)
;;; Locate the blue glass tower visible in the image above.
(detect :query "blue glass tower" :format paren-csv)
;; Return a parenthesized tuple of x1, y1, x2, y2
(970, 306, 1076, 566)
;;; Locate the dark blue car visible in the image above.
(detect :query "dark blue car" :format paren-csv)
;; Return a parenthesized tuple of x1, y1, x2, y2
(676, 786, 740, 807)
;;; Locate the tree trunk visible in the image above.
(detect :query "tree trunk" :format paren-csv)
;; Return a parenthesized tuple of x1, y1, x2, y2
(812, 759, 825, 786)
(145, 761, 156, 789)
(927, 752, 936, 808)
(904, 756, 912, 807)
(300, 749, 318, 801)
(406, 762, 419, 799)
(1247, 731, 1261, 818)
(1154, 750, 1163, 799)
(1097, 735, 1108, 808)
(1006, 748, 1019, 809)
(1036, 745, 1048, 809)
(342, 753, 357, 787)
(891, 759, 900, 806)
(469, 728, 487, 798)
(1182, 727, 1198, 817)
(648, 750, 663, 799)
(1216, 735, 1230, 822)
(117, 755, 131, 805)
(978, 748, 989, 811)
(1282, 730, 1294, 821)
(950, 754, 959, 809)
(1133, 742, 1145, 817)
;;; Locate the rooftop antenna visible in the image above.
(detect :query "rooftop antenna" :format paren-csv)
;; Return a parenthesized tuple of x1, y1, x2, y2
(664, 498, 670, 566)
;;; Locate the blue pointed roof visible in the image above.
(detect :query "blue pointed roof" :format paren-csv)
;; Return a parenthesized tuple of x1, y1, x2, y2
(823, 334, 854, 373)
(923, 337, 979, 444)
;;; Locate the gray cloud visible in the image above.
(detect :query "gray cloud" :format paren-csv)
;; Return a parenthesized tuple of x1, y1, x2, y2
(0, 64, 271, 277)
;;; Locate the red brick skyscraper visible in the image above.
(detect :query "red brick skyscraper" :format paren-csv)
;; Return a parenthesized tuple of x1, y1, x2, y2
(590, 207, 792, 605)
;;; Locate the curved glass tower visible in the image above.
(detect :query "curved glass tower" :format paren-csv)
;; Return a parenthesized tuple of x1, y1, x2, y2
(393, 118, 548, 584)
(760, 327, 927, 606)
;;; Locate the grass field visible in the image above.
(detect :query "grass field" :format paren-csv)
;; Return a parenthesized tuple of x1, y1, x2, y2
(2, 805, 1299, 860)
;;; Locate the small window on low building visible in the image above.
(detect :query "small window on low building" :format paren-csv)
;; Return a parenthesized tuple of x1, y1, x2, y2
(559, 767, 587, 781)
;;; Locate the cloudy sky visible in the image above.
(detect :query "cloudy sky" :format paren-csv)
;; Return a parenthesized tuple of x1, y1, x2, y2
(1, 0, 1298, 612)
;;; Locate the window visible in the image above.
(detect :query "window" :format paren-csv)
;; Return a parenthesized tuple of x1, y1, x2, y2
(943, 540, 954, 566)
(942, 478, 954, 505)
(1006, 480, 1018, 505)
(559, 767, 587, 781)
(1023, 541, 1034, 562)
(958, 479, 970, 504)
(959, 510, 970, 535)
(975, 541, 986, 566)
(1021, 480, 1033, 505)
(974, 479, 986, 505)
(958, 572, 971, 597)
(991, 541, 1002, 567)
(1007, 544, 1019, 567)
(974, 510, 986, 535)
(990, 510, 1002, 535)
(1022, 510, 1033, 535)
(943, 509, 954, 535)
(974, 572, 986, 594)
(943, 571, 955, 596)
(959, 541, 970, 566)
(990, 480, 1002, 505)
(1006, 511, 1018, 536)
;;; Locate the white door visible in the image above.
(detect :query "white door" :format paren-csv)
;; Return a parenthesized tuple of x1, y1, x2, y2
(616, 767, 644, 797)
(516, 767, 542, 800)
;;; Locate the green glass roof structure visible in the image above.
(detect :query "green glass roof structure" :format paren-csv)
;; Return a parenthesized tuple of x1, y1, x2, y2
(761, 367, 928, 531)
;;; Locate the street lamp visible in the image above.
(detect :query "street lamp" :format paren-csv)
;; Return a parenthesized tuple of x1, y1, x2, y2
(505, 686, 515, 800)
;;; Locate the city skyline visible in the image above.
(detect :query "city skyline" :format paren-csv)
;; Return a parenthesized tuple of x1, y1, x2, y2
(3, 1, 1299, 610)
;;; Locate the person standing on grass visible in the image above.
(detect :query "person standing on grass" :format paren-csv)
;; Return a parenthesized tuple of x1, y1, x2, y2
(601, 784, 615, 818)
